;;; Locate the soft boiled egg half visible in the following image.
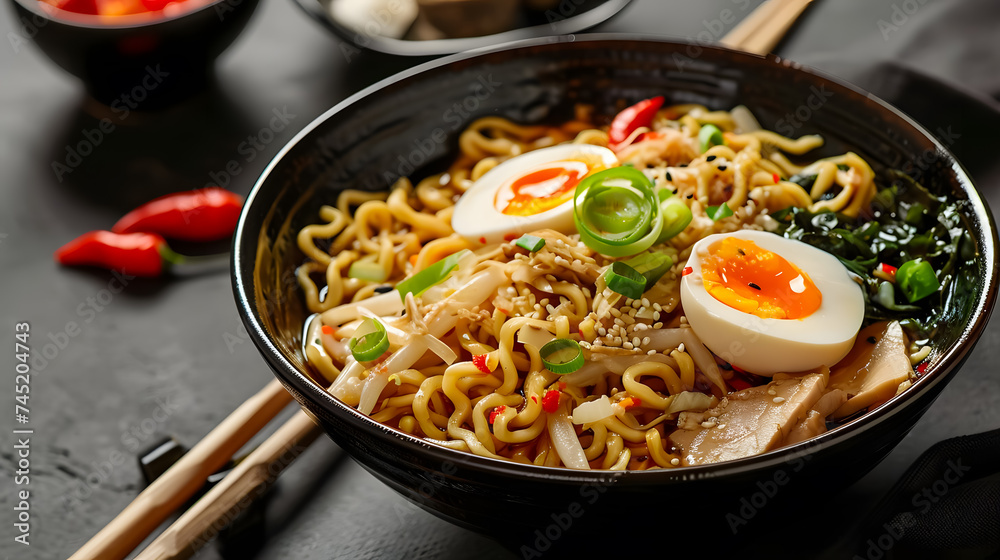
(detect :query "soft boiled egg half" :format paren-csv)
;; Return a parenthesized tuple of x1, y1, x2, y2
(452, 144, 619, 244)
(680, 230, 864, 375)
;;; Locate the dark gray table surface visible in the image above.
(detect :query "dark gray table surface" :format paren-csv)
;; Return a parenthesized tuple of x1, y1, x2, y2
(2, 1, 1000, 559)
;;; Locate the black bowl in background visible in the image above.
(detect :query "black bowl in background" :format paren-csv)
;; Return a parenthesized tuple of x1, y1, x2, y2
(232, 36, 998, 553)
(8, 0, 259, 106)
(293, 0, 631, 56)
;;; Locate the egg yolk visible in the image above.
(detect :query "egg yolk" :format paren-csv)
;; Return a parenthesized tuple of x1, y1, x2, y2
(494, 160, 591, 216)
(701, 237, 821, 320)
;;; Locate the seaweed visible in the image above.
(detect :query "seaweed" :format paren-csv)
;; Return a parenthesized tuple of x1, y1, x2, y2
(770, 171, 977, 339)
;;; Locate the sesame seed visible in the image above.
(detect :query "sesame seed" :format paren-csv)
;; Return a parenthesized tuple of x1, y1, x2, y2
(546, 274, 557, 282)
(706, 155, 717, 162)
(653, 303, 662, 312)
(539, 298, 550, 307)
(773, 397, 785, 404)
(633, 337, 641, 347)
(598, 327, 607, 336)
(624, 298, 633, 306)
(610, 308, 622, 318)
(653, 322, 663, 329)
(623, 342, 633, 350)
(613, 337, 623, 345)
(679, 315, 687, 324)
(641, 298, 650, 308)
(700, 420, 716, 428)
(642, 337, 651, 346)
(767, 387, 776, 396)
(717, 423, 727, 430)
(677, 343, 686, 353)
(653, 311, 660, 321)
(647, 349, 656, 355)
(670, 458, 680, 466)
(632, 299, 642, 309)
(627, 308, 637, 317)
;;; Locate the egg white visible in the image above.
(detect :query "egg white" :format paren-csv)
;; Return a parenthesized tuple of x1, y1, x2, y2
(679, 230, 865, 375)
(451, 144, 619, 244)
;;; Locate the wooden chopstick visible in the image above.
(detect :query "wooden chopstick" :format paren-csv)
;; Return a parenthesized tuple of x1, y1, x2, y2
(71, 5, 818, 559)
(720, 0, 814, 54)
(68, 379, 293, 560)
(134, 409, 323, 560)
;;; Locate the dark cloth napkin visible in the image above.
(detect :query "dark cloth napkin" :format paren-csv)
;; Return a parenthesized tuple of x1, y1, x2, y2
(826, 428, 1000, 559)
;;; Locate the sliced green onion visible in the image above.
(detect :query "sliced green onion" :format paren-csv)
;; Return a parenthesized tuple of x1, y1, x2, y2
(623, 250, 674, 291)
(655, 190, 693, 243)
(348, 256, 388, 282)
(540, 338, 584, 374)
(698, 124, 724, 153)
(706, 202, 734, 221)
(348, 318, 389, 362)
(396, 249, 470, 301)
(905, 203, 927, 225)
(603, 261, 646, 299)
(515, 234, 545, 252)
(573, 167, 662, 257)
(875, 281, 919, 311)
(896, 259, 939, 302)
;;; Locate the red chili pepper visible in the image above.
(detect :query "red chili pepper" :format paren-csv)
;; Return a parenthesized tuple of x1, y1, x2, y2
(541, 389, 561, 413)
(916, 362, 928, 374)
(472, 354, 491, 373)
(321, 325, 335, 336)
(54, 231, 181, 277)
(112, 187, 244, 242)
(682, 266, 693, 276)
(608, 96, 665, 152)
(621, 397, 642, 410)
(488, 405, 507, 424)
(876, 262, 898, 280)
(729, 377, 754, 391)
(772, 173, 780, 184)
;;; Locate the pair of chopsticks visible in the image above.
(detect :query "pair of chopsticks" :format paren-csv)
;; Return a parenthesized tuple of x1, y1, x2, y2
(68, 380, 321, 560)
(69, 4, 814, 559)
(720, 0, 814, 55)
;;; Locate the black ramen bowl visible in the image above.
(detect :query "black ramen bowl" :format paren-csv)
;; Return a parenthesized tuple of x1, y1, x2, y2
(232, 36, 998, 554)
(8, 0, 258, 106)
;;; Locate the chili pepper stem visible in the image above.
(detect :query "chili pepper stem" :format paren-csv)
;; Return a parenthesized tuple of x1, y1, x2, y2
(158, 245, 230, 276)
